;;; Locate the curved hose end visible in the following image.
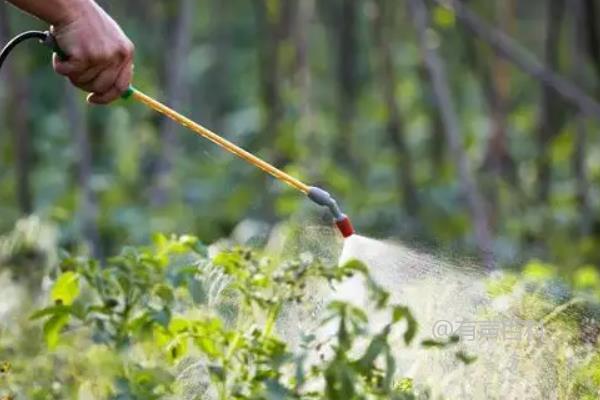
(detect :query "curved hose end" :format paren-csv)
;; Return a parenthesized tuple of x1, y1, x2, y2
(335, 215, 355, 238)
(41, 31, 68, 60)
(307, 187, 355, 238)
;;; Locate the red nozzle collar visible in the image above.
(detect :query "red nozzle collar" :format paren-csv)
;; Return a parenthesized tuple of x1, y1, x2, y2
(336, 216, 355, 238)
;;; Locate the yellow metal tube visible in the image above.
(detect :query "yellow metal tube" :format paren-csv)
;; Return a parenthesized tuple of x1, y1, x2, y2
(128, 87, 310, 194)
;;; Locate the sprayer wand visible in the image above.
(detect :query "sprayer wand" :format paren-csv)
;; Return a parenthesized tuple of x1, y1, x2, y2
(0, 31, 355, 238)
(122, 86, 354, 237)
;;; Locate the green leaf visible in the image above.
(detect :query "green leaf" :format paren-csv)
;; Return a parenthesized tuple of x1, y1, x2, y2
(43, 313, 70, 349)
(178, 235, 198, 247)
(325, 363, 356, 400)
(151, 307, 172, 328)
(433, 5, 455, 28)
(152, 232, 168, 249)
(51, 272, 81, 306)
(0, 361, 12, 374)
(455, 350, 477, 365)
(392, 306, 418, 345)
(166, 335, 188, 363)
(486, 272, 519, 297)
(195, 336, 220, 358)
(341, 259, 368, 275)
(421, 335, 459, 348)
(354, 328, 390, 375)
(394, 377, 413, 393)
(154, 284, 175, 303)
(522, 260, 556, 281)
(421, 339, 447, 348)
(573, 266, 600, 290)
(550, 129, 574, 164)
(208, 365, 225, 382)
(30, 304, 72, 320)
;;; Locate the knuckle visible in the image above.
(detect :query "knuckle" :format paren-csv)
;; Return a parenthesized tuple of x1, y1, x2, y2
(117, 41, 134, 59)
(65, 45, 82, 58)
(97, 51, 111, 63)
(117, 45, 128, 58)
(80, 54, 94, 65)
(79, 49, 95, 63)
(125, 40, 135, 55)
(91, 46, 111, 63)
(65, 50, 87, 65)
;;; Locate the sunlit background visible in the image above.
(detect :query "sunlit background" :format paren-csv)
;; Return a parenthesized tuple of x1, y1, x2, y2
(1, 0, 599, 270)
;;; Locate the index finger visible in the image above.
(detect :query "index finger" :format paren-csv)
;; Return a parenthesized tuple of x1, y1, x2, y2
(52, 54, 84, 76)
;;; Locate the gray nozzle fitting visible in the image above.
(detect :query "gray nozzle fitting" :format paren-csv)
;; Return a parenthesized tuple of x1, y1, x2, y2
(307, 186, 345, 221)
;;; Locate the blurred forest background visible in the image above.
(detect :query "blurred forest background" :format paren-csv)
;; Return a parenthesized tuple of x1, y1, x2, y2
(1, 0, 600, 271)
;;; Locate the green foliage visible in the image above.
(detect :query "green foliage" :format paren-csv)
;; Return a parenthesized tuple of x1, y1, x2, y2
(2, 234, 436, 399)
(486, 261, 600, 399)
(2, 0, 600, 397)
(522, 260, 557, 282)
(573, 266, 600, 292)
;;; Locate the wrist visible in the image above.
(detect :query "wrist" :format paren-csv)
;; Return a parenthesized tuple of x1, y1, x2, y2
(50, 0, 94, 26)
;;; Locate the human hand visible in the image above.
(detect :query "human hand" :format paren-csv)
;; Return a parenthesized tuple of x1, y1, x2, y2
(51, 0, 134, 104)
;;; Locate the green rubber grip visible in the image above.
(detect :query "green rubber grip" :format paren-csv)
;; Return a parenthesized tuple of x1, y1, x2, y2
(121, 85, 134, 100)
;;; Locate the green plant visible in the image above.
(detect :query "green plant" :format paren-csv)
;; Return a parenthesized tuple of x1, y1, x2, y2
(8, 234, 431, 399)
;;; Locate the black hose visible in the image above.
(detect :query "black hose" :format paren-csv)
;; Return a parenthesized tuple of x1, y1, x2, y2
(0, 30, 49, 72)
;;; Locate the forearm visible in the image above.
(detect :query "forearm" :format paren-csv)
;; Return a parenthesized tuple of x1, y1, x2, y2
(5, 0, 90, 25)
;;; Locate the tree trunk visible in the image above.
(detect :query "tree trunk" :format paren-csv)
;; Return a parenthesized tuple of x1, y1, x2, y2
(0, 5, 33, 215)
(207, 0, 233, 133)
(151, 0, 195, 206)
(64, 85, 102, 258)
(459, 1, 517, 227)
(416, 64, 446, 176)
(583, 0, 600, 92)
(432, 0, 600, 117)
(292, 0, 318, 172)
(482, 0, 517, 186)
(253, 0, 293, 157)
(408, 0, 494, 269)
(572, 0, 592, 235)
(372, 0, 418, 216)
(253, 0, 295, 222)
(536, 0, 565, 203)
(335, 0, 359, 169)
